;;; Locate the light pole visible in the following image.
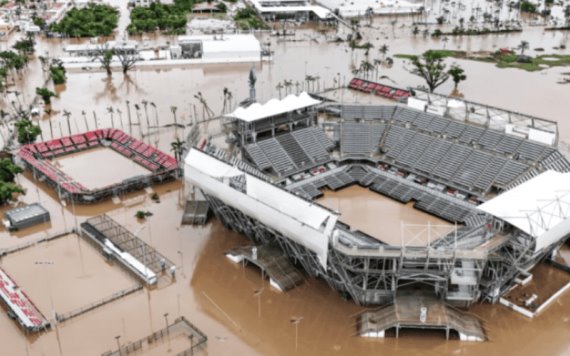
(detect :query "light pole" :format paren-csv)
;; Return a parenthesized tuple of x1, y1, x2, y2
(163, 312, 170, 334)
(254, 288, 264, 318)
(290, 316, 303, 350)
(57, 178, 78, 233)
(164, 312, 171, 352)
(177, 250, 184, 277)
(115, 335, 122, 356)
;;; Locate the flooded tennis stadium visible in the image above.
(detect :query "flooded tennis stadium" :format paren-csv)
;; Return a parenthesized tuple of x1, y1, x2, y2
(0, 0, 570, 355)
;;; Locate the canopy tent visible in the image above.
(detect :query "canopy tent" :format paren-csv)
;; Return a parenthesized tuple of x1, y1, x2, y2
(228, 92, 321, 123)
(478, 170, 570, 252)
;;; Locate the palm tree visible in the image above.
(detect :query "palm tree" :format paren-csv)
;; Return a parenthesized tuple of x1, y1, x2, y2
(63, 110, 72, 135)
(107, 106, 115, 128)
(359, 60, 373, 79)
(222, 87, 232, 114)
(373, 59, 382, 79)
(379, 44, 389, 59)
(150, 102, 159, 128)
(125, 100, 132, 131)
(283, 80, 293, 95)
(170, 137, 186, 164)
(305, 75, 315, 92)
(81, 110, 89, 131)
(134, 103, 141, 125)
(276, 82, 284, 99)
(170, 106, 178, 137)
(518, 40, 529, 55)
(141, 100, 150, 129)
(448, 64, 467, 90)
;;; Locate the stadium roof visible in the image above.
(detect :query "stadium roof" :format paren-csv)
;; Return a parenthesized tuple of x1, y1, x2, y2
(478, 170, 570, 252)
(178, 34, 260, 54)
(185, 149, 337, 267)
(228, 92, 321, 123)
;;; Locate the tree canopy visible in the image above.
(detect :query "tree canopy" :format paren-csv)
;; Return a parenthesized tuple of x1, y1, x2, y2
(408, 51, 450, 92)
(0, 158, 22, 183)
(50, 4, 119, 37)
(0, 181, 24, 205)
(448, 64, 467, 90)
(128, 2, 188, 35)
(36, 87, 56, 105)
(15, 119, 42, 144)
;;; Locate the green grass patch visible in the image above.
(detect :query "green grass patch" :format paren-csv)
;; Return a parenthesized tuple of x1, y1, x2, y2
(395, 50, 466, 60)
(396, 50, 570, 72)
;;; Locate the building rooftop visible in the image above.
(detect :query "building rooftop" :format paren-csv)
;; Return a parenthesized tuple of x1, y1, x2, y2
(4, 203, 49, 224)
(478, 170, 570, 252)
(228, 92, 321, 122)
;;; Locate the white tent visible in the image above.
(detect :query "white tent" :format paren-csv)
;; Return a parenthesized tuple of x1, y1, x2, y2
(228, 92, 321, 123)
(478, 170, 570, 252)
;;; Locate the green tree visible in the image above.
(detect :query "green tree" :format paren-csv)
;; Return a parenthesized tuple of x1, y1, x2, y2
(379, 44, 389, 59)
(49, 60, 67, 84)
(216, 2, 227, 12)
(50, 4, 119, 37)
(94, 48, 114, 76)
(518, 40, 529, 55)
(0, 181, 24, 204)
(12, 38, 35, 55)
(0, 158, 22, 182)
(408, 51, 450, 92)
(15, 119, 41, 144)
(520, 1, 537, 13)
(448, 64, 467, 90)
(36, 87, 56, 105)
(170, 138, 185, 163)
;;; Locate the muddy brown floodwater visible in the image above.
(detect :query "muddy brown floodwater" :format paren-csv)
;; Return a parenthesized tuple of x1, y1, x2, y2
(0, 7, 569, 356)
(317, 185, 453, 246)
(55, 147, 151, 190)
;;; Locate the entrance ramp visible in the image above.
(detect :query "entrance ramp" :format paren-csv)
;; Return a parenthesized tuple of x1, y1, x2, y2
(357, 294, 485, 342)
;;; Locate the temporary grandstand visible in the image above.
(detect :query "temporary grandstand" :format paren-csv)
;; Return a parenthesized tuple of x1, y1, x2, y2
(81, 214, 176, 285)
(348, 78, 412, 102)
(0, 266, 50, 333)
(186, 99, 570, 310)
(17, 129, 179, 203)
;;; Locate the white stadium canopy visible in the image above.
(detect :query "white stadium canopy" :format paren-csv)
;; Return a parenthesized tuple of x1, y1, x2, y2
(478, 170, 570, 252)
(228, 92, 321, 123)
(185, 149, 337, 267)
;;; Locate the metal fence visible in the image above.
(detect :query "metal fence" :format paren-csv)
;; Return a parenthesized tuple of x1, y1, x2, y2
(56, 284, 143, 323)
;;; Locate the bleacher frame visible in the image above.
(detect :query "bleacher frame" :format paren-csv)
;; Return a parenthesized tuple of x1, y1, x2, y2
(17, 129, 180, 204)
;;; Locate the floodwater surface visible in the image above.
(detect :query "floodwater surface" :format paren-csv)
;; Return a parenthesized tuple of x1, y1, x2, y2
(317, 185, 453, 246)
(55, 147, 150, 190)
(0, 6, 569, 356)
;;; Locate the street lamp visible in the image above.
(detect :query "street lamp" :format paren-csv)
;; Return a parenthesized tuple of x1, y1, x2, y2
(163, 313, 170, 334)
(164, 312, 171, 352)
(57, 178, 78, 234)
(290, 316, 303, 350)
(177, 250, 184, 277)
(115, 335, 122, 356)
